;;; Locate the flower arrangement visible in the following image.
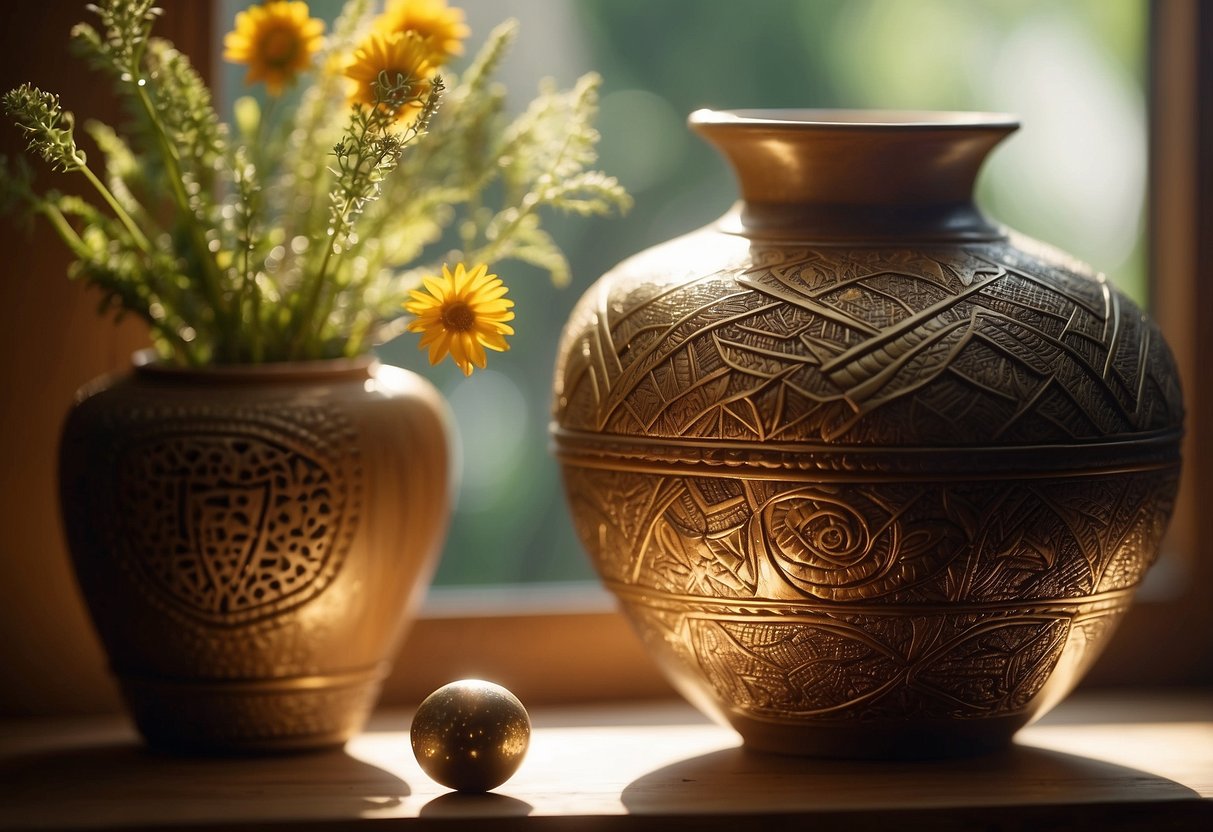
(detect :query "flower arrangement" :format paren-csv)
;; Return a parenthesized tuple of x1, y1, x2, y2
(0, 0, 629, 372)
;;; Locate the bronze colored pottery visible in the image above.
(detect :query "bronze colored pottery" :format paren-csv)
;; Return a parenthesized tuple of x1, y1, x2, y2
(552, 110, 1183, 758)
(59, 353, 451, 753)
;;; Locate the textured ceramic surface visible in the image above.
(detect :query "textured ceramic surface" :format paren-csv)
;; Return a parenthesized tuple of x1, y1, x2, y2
(552, 110, 1183, 757)
(59, 354, 451, 753)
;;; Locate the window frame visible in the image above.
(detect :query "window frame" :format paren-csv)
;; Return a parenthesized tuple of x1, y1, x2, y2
(1078, 0, 1212, 687)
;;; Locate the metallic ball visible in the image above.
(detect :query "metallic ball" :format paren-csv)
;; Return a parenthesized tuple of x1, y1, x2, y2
(410, 679, 531, 793)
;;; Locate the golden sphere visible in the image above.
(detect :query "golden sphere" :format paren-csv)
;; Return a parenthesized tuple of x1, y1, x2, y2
(410, 679, 531, 792)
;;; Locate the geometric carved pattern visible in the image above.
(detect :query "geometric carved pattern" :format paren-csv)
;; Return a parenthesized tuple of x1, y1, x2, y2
(57, 357, 453, 752)
(582, 462, 1173, 728)
(652, 610, 1078, 721)
(759, 488, 963, 601)
(554, 232, 1183, 732)
(566, 468, 1177, 607)
(565, 463, 1175, 725)
(556, 235, 1184, 447)
(107, 405, 359, 628)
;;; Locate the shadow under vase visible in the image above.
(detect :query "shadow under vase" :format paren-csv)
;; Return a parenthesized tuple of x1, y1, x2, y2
(622, 741, 1208, 828)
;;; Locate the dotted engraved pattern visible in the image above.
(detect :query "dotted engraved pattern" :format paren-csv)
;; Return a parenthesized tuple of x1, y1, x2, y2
(555, 236, 1184, 446)
(106, 403, 360, 628)
(554, 235, 1182, 725)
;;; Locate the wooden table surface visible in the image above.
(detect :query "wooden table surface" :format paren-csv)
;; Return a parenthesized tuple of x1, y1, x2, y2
(2, 691, 1211, 830)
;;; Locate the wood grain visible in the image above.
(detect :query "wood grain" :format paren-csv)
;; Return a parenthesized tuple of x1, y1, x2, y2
(0, 692, 1209, 831)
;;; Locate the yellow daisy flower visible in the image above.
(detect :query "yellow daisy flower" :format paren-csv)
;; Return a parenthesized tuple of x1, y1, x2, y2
(223, 1, 325, 96)
(377, 0, 470, 65)
(344, 30, 436, 121)
(406, 263, 515, 376)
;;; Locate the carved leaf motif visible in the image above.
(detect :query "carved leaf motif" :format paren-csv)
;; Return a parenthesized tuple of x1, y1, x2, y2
(690, 618, 903, 716)
(569, 457, 1175, 724)
(569, 463, 1173, 606)
(555, 236, 1182, 444)
(910, 618, 1070, 713)
(941, 490, 981, 540)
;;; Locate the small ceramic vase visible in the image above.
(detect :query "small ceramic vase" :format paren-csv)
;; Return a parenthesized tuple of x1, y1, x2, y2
(59, 353, 452, 753)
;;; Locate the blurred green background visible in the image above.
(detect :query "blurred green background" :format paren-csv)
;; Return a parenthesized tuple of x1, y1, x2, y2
(220, 0, 1148, 586)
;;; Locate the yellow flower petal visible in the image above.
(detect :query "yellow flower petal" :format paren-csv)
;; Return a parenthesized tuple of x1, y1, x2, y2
(344, 30, 435, 122)
(223, 1, 325, 96)
(376, 0, 470, 66)
(404, 263, 514, 375)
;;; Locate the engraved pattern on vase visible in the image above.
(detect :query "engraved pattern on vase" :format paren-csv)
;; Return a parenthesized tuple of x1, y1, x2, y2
(557, 236, 1181, 446)
(632, 604, 1088, 720)
(106, 404, 358, 628)
(59, 359, 450, 752)
(554, 231, 1182, 741)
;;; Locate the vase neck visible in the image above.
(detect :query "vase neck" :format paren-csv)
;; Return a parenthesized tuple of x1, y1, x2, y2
(690, 109, 1019, 243)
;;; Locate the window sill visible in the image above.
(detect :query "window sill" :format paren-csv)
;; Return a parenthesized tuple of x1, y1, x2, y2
(2, 690, 1210, 830)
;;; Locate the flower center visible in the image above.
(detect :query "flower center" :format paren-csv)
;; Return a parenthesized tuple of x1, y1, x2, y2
(441, 301, 476, 332)
(261, 27, 300, 65)
(373, 68, 422, 106)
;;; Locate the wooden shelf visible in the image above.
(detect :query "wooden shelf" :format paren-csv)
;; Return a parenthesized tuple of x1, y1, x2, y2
(2, 691, 1210, 830)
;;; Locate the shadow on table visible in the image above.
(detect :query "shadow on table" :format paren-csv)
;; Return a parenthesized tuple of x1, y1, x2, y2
(622, 742, 1205, 823)
(0, 741, 410, 828)
(420, 791, 534, 819)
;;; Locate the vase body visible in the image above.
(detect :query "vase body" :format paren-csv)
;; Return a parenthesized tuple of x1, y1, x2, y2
(552, 110, 1183, 758)
(59, 353, 452, 753)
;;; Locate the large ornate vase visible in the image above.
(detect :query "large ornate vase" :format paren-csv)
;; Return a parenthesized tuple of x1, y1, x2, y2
(552, 110, 1183, 757)
(59, 353, 451, 753)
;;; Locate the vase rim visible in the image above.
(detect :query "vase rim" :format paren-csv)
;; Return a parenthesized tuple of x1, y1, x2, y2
(131, 348, 377, 382)
(690, 108, 1020, 131)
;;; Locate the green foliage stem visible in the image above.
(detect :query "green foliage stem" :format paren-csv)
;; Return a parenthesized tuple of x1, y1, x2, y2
(2, 0, 630, 366)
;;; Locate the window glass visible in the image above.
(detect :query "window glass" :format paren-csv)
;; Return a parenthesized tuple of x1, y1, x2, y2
(219, 0, 1147, 586)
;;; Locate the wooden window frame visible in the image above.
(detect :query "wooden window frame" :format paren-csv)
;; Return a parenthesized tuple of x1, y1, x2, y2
(1079, 0, 1213, 686)
(0, 0, 1207, 718)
